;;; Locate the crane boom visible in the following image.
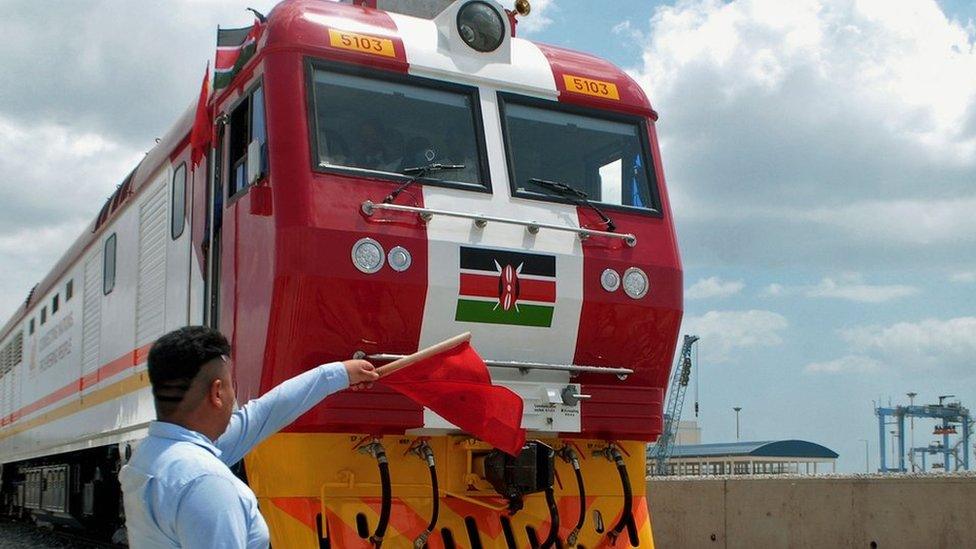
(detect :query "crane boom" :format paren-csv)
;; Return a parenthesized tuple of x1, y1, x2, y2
(648, 334, 700, 475)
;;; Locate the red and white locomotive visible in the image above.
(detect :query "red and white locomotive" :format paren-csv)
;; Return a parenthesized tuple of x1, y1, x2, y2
(0, 0, 682, 546)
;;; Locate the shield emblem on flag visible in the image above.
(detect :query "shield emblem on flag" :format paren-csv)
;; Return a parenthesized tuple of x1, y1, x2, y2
(455, 246, 556, 327)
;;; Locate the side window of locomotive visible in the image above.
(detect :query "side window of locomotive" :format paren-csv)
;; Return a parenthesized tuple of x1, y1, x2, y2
(103, 233, 117, 295)
(171, 162, 187, 239)
(500, 96, 658, 212)
(226, 85, 268, 198)
(311, 67, 487, 189)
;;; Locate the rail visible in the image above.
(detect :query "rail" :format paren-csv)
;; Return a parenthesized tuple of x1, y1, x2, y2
(361, 200, 637, 247)
(365, 353, 633, 379)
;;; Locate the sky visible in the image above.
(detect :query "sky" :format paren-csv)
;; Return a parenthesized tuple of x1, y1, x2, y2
(1, 0, 974, 473)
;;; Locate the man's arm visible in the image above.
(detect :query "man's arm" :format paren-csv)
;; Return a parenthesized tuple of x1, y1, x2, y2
(174, 475, 249, 549)
(216, 360, 375, 465)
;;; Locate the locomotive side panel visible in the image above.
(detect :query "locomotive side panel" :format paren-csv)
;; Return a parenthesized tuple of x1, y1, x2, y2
(0, 161, 196, 464)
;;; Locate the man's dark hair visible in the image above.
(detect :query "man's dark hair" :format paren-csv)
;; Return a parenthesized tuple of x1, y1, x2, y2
(148, 326, 230, 415)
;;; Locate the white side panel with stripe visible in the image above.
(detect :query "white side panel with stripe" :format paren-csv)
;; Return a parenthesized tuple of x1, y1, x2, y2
(0, 165, 179, 464)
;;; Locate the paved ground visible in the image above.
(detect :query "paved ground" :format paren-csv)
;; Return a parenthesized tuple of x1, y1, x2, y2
(0, 520, 109, 548)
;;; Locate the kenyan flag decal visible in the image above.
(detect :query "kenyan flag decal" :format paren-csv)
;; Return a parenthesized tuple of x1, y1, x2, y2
(455, 246, 556, 327)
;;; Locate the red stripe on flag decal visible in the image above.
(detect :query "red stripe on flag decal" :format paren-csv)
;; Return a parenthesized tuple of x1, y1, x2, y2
(459, 273, 556, 303)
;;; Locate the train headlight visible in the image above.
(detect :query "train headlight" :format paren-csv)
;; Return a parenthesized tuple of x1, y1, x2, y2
(600, 268, 621, 292)
(622, 267, 649, 299)
(387, 246, 412, 272)
(456, 1, 505, 53)
(351, 238, 384, 273)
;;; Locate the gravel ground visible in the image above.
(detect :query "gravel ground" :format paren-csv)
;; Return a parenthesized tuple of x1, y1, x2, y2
(0, 520, 110, 548)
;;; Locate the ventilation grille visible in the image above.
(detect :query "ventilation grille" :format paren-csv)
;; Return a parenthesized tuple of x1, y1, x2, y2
(136, 184, 168, 346)
(81, 250, 103, 376)
(0, 331, 23, 375)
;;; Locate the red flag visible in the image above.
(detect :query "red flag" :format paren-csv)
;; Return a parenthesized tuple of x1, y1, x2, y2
(190, 64, 212, 168)
(382, 341, 526, 456)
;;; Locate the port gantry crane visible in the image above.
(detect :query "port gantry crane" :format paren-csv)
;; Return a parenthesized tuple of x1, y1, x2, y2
(648, 334, 700, 475)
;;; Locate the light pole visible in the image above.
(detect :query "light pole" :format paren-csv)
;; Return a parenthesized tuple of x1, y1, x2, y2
(733, 407, 742, 441)
(907, 392, 917, 471)
(858, 439, 869, 473)
(890, 430, 898, 468)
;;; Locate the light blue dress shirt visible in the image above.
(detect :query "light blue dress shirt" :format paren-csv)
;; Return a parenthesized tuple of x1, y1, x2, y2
(120, 362, 349, 548)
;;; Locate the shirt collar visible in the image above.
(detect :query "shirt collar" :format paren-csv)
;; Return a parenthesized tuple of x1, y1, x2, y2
(148, 421, 222, 458)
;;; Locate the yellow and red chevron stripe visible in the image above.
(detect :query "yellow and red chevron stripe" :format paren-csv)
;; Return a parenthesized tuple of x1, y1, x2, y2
(247, 434, 654, 548)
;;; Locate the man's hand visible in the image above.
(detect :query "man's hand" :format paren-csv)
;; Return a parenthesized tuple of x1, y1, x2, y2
(343, 359, 379, 391)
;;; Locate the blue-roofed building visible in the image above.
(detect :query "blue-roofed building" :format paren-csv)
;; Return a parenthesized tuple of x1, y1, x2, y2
(658, 440, 839, 476)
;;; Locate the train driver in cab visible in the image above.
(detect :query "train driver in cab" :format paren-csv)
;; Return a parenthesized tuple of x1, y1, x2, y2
(119, 326, 378, 548)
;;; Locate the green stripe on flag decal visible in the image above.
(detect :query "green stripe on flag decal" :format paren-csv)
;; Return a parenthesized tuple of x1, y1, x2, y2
(455, 299, 554, 327)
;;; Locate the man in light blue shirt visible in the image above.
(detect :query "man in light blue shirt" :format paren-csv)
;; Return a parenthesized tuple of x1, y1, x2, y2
(120, 326, 378, 548)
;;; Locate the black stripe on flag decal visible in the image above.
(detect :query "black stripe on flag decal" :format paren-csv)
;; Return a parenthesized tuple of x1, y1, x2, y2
(460, 246, 555, 277)
(218, 26, 253, 47)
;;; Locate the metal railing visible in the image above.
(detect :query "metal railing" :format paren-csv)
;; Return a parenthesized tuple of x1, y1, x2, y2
(366, 353, 633, 379)
(361, 200, 637, 247)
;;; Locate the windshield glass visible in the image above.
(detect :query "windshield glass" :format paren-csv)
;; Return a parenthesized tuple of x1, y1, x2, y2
(311, 68, 486, 187)
(502, 99, 656, 210)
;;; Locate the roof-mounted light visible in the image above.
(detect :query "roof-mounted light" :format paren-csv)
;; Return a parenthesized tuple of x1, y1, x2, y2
(456, 1, 505, 52)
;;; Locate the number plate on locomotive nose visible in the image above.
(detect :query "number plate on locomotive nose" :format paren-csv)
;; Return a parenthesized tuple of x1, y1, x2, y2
(562, 75, 620, 100)
(328, 29, 396, 58)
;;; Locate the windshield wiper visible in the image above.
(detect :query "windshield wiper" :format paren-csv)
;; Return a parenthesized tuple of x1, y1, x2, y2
(383, 163, 465, 204)
(530, 178, 616, 231)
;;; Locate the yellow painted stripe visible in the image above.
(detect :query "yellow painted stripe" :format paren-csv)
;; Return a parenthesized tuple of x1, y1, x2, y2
(0, 371, 150, 441)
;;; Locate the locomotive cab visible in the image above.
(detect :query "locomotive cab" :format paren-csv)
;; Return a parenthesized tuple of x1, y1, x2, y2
(200, 0, 683, 545)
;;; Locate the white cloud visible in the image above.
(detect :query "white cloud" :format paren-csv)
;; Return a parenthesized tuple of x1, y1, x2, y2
(802, 198, 976, 246)
(804, 354, 882, 374)
(517, 0, 556, 34)
(761, 274, 918, 302)
(0, 115, 145, 233)
(950, 272, 976, 283)
(626, 0, 976, 269)
(0, 222, 87, 318)
(841, 317, 976, 374)
(682, 309, 788, 362)
(0, 115, 144, 320)
(762, 283, 786, 297)
(686, 276, 745, 299)
(0, 1, 277, 143)
(805, 274, 918, 303)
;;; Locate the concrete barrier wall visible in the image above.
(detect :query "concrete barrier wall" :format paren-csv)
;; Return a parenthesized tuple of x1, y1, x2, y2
(647, 475, 976, 549)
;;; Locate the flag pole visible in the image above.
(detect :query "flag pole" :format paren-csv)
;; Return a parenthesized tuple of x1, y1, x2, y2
(374, 332, 472, 378)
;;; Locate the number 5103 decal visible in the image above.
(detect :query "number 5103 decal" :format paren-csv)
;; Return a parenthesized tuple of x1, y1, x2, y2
(562, 74, 620, 100)
(328, 29, 396, 58)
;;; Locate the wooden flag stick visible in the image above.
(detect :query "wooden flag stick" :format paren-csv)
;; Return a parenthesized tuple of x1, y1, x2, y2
(375, 332, 472, 379)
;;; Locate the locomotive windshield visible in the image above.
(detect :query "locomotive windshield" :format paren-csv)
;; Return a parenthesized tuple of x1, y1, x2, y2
(501, 96, 657, 211)
(311, 68, 487, 188)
